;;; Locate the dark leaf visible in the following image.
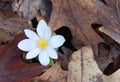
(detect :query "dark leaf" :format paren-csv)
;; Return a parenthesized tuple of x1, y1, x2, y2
(92, 23, 120, 75)
(0, 33, 48, 82)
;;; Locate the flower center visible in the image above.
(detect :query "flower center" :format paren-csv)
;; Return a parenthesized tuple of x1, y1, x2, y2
(37, 38, 47, 49)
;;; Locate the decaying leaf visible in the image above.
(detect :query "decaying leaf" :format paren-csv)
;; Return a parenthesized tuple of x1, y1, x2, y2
(49, 0, 106, 57)
(0, 1, 14, 18)
(12, 0, 52, 21)
(0, 11, 31, 43)
(48, 0, 120, 74)
(68, 46, 120, 82)
(92, 25, 120, 75)
(99, 26, 120, 44)
(31, 61, 67, 82)
(1, 0, 120, 81)
(0, 33, 48, 82)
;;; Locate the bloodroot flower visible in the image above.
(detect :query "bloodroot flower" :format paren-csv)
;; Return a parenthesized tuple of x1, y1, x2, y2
(18, 20, 65, 66)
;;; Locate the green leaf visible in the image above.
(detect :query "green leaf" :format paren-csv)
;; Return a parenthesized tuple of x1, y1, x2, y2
(52, 32, 56, 36)
(55, 48, 58, 51)
(49, 58, 54, 66)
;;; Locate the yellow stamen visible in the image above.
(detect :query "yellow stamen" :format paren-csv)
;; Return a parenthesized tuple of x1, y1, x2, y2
(37, 38, 47, 49)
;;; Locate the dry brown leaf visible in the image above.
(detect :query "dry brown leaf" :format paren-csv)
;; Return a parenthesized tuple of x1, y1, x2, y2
(48, 0, 120, 58)
(0, 1, 13, 18)
(1, 0, 120, 81)
(94, 26, 120, 75)
(99, 26, 120, 44)
(0, 12, 31, 42)
(68, 46, 120, 82)
(49, 0, 105, 57)
(31, 61, 68, 82)
(12, 0, 52, 20)
(47, 0, 120, 74)
(12, 0, 38, 18)
(1, 0, 13, 2)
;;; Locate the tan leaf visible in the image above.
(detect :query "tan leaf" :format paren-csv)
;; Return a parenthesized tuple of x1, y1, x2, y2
(68, 46, 120, 82)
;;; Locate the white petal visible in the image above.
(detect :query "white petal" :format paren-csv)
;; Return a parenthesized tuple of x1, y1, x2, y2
(18, 39, 37, 51)
(24, 29, 39, 42)
(46, 46, 58, 59)
(48, 35, 65, 48)
(37, 20, 47, 38)
(44, 26, 52, 40)
(38, 50, 50, 66)
(37, 20, 52, 40)
(26, 48, 41, 59)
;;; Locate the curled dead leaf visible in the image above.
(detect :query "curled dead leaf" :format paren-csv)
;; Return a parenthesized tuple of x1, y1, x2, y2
(99, 26, 120, 44)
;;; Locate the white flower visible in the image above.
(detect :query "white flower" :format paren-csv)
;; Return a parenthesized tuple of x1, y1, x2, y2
(18, 20, 65, 66)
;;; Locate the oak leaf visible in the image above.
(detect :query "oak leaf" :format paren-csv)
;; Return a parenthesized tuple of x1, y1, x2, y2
(48, 0, 120, 74)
